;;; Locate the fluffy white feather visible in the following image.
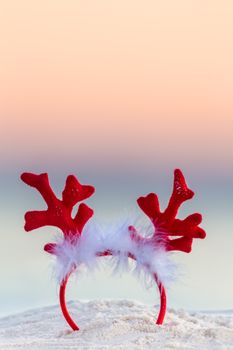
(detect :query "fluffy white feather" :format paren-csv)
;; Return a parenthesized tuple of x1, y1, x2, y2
(53, 219, 177, 287)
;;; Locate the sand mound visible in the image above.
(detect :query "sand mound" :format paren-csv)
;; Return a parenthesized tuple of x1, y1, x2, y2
(0, 300, 232, 349)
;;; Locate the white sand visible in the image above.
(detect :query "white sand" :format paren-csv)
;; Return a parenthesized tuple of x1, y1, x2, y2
(0, 300, 232, 350)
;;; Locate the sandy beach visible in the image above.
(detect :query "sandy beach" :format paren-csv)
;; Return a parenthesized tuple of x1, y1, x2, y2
(0, 300, 232, 350)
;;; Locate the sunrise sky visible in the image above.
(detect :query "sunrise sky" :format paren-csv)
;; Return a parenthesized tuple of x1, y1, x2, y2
(0, 1, 233, 316)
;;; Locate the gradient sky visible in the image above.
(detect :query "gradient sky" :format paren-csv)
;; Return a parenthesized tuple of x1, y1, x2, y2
(0, 1, 233, 316)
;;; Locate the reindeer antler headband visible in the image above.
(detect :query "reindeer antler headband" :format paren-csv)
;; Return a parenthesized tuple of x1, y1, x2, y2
(21, 169, 206, 331)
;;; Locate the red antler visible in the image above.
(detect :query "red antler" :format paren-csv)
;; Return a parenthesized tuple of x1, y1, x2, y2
(130, 169, 206, 253)
(21, 173, 95, 253)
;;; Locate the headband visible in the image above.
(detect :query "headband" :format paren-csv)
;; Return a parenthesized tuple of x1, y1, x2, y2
(21, 169, 206, 331)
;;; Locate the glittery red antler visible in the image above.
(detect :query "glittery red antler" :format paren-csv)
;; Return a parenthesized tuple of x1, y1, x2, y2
(21, 173, 95, 253)
(130, 169, 206, 253)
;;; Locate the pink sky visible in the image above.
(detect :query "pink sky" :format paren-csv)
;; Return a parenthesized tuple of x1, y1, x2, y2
(1, 0, 233, 174)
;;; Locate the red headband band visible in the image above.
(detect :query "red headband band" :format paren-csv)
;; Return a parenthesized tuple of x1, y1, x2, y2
(21, 169, 206, 331)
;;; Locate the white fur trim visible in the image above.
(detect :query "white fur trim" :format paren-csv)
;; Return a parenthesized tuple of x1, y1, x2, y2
(52, 219, 177, 287)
